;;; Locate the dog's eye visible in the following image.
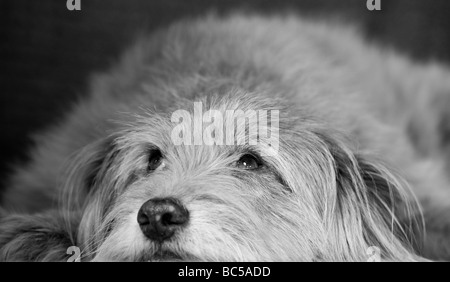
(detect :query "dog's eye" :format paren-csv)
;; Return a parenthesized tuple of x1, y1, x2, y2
(237, 154, 261, 170)
(147, 149, 163, 172)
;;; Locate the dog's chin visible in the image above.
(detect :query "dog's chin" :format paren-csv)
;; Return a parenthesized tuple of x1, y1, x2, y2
(145, 250, 191, 262)
(139, 248, 200, 262)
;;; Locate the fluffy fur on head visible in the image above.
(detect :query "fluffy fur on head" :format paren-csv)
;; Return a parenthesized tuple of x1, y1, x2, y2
(62, 93, 423, 262)
(1, 14, 450, 261)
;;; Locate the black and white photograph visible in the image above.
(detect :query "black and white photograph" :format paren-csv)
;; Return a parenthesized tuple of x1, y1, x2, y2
(1, 0, 450, 263)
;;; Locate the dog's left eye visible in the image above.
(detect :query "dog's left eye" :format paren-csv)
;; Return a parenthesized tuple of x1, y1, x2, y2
(237, 154, 261, 170)
(147, 149, 163, 172)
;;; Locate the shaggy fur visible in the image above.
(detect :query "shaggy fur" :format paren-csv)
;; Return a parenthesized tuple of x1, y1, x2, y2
(1, 14, 450, 261)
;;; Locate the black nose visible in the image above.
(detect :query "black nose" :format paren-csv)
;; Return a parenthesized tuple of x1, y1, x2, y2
(137, 197, 189, 242)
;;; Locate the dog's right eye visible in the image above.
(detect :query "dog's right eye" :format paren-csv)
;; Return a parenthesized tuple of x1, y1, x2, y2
(237, 154, 261, 170)
(147, 149, 163, 172)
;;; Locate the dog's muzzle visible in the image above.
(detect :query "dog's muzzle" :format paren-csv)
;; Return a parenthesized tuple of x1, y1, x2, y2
(137, 197, 189, 242)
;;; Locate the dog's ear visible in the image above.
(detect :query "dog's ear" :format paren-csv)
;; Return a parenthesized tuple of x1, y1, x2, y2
(323, 136, 422, 261)
(62, 137, 117, 210)
(60, 137, 121, 257)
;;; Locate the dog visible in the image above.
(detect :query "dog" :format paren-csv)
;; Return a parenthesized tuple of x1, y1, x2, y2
(1, 14, 450, 261)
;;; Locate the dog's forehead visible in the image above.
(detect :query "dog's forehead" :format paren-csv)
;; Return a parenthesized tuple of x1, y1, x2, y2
(117, 91, 295, 160)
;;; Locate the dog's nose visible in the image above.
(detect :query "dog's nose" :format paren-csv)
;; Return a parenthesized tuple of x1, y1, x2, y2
(137, 197, 189, 242)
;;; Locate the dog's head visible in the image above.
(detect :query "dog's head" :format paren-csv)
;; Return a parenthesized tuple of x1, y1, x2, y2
(62, 92, 422, 261)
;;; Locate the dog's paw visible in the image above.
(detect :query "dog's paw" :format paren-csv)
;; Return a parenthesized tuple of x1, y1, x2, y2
(0, 210, 79, 261)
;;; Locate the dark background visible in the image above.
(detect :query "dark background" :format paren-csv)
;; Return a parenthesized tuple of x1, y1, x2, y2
(1, 0, 450, 191)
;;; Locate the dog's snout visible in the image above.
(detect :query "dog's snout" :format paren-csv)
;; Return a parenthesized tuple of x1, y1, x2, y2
(137, 197, 189, 242)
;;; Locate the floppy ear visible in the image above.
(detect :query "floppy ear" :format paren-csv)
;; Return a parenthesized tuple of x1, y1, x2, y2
(61, 137, 117, 211)
(325, 138, 423, 261)
(61, 136, 137, 258)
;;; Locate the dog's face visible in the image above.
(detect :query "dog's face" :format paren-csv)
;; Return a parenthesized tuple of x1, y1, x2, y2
(65, 93, 420, 261)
